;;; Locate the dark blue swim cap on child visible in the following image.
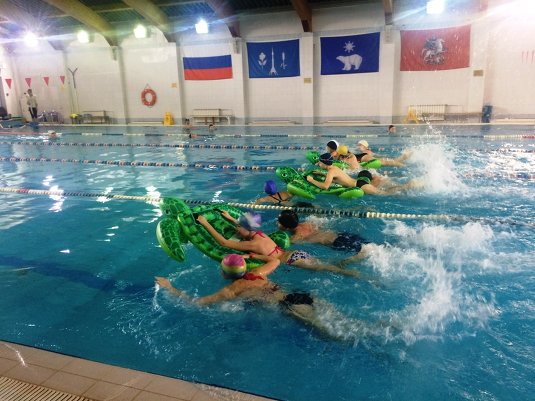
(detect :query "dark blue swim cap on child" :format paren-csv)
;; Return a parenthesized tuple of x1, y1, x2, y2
(264, 180, 278, 195)
(319, 153, 334, 165)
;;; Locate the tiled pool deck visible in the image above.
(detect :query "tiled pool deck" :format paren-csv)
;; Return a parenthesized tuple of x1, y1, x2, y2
(0, 341, 275, 401)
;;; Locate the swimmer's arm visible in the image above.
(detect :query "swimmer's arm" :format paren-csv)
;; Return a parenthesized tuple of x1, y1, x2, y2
(197, 216, 247, 250)
(156, 277, 236, 305)
(220, 210, 239, 225)
(247, 253, 281, 276)
(294, 259, 360, 278)
(254, 195, 272, 205)
(306, 171, 333, 189)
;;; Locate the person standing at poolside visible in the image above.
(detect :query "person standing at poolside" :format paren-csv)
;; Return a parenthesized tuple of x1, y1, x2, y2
(26, 89, 38, 121)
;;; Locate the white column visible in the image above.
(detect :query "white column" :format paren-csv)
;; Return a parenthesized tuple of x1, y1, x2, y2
(300, 32, 314, 124)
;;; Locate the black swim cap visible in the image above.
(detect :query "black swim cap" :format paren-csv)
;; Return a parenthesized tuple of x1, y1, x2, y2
(319, 153, 334, 165)
(357, 170, 373, 181)
(326, 140, 339, 151)
(278, 210, 299, 229)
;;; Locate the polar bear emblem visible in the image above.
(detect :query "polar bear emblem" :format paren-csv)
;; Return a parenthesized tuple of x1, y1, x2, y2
(336, 54, 363, 71)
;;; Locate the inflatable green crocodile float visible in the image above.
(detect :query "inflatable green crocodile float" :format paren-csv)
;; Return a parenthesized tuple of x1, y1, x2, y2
(306, 150, 381, 170)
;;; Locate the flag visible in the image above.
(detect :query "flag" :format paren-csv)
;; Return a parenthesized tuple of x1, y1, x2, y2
(183, 55, 233, 80)
(25, 77, 31, 87)
(400, 25, 471, 71)
(43, 77, 49, 86)
(320, 32, 380, 75)
(247, 39, 300, 78)
(59, 75, 65, 85)
(5, 78, 12, 89)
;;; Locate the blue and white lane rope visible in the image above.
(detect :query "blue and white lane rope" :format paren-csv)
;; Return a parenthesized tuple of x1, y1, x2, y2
(0, 156, 533, 180)
(0, 187, 533, 227)
(1, 140, 535, 153)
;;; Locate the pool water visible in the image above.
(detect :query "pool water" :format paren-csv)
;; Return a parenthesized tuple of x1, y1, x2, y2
(0, 124, 534, 401)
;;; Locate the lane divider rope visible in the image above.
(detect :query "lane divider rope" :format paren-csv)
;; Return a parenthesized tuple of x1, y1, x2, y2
(0, 156, 533, 179)
(1, 140, 535, 154)
(1, 187, 532, 227)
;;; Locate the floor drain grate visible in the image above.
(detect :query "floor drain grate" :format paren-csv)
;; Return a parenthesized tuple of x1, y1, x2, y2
(0, 376, 94, 401)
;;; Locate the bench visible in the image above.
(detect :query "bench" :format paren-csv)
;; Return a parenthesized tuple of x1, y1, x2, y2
(249, 120, 296, 126)
(408, 104, 447, 121)
(82, 110, 110, 124)
(192, 109, 231, 125)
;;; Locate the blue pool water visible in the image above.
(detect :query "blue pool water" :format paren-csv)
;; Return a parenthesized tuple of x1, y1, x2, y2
(0, 124, 534, 401)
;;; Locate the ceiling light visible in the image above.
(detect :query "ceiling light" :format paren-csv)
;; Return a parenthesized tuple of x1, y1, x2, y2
(24, 32, 38, 47)
(134, 24, 147, 39)
(77, 30, 90, 43)
(427, 0, 445, 14)
(195, 19, 209, 34)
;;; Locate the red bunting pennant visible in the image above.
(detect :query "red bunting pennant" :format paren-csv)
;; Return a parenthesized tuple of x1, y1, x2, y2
(59, 75, 65, 85)
(43, 76, 49, 86)
(25, 77, 32, 87)
(5, 78, 12, 89)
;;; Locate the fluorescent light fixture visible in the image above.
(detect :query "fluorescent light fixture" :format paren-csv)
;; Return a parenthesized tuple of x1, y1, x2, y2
(134, 24, 147, 39)
(427, 0, 445, 14)
(195, 19, 209, 34)
(77, 30, 90, 43)
(24, 32, 38, 47)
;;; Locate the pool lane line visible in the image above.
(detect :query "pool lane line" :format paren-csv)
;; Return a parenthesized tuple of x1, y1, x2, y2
(1, 156, 533, 180)
(2, 187, 533, 227)
(2, 140, 535, 154)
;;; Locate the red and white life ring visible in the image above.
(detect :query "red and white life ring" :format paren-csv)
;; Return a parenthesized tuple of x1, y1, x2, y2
(141, 88, 157, 107)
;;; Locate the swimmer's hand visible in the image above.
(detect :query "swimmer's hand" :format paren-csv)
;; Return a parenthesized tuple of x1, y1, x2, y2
(221, 210, 233, 220)
(155, 277, 173, 290)
(306, 175, 315, 183)
(196, 215, 207, 225)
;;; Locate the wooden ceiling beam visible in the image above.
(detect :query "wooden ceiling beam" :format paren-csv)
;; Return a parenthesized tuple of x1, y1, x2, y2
(383, 0, 393, 25)
(42, 0, 118, 47)
(204, 0, 240, 38)
(121, 0, 175, 42)
(290, 0, 312, 32)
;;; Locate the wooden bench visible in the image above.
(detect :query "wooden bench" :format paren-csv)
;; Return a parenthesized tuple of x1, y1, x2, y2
(192, 109, 231, 125)
(82, 110, 110, 124)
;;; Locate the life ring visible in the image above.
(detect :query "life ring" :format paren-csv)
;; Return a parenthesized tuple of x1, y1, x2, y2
(141, 88, 157, 107)
(276, 167, 365, 200)
(156, 198, 290, 269)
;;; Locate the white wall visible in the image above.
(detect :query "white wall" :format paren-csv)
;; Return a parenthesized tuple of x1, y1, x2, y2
(3, 0, 535, 124)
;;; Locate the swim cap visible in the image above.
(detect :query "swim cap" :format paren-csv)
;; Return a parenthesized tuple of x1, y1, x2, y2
(264, 180, 278, 195)
(278, 210, 299, 229)
(221, 254, 247, 278)
(337, 145, 349, 156)
(319, 153, 333, 166)
(326, 140, 339, 151)
(357, 170, 373, 181)
(238, 212, 262, 231)
(357, 140, 369, 149)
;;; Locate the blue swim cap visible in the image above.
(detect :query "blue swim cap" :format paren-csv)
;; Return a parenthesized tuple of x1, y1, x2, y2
(238, 212, 262, 231)
(264, 180, 278, 195)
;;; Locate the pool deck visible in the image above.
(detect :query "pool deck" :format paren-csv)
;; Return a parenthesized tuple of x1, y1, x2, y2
(0, 341, 275, 401)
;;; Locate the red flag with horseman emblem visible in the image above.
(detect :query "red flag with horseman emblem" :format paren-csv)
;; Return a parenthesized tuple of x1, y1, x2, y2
(400, 25, 471, 71)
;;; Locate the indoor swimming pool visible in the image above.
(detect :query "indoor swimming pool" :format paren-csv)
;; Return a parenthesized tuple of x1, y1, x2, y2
(0, 123, 533, 401)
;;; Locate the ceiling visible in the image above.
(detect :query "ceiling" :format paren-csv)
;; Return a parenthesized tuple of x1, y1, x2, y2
(0, 0, 396, 47)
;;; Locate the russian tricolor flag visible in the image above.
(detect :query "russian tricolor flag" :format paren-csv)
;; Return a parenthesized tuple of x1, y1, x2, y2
(183, 55, 233, 80)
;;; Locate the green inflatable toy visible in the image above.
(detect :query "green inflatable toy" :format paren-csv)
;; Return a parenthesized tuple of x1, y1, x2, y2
(275, 167, 364, 200)
(307, 150, 381, 170)
(156, 198, 290, 269)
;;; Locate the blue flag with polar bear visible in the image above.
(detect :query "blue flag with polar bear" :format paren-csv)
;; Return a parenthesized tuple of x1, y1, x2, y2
(320, 32, 380, 75)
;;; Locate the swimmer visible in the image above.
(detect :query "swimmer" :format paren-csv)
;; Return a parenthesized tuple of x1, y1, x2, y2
(326, 139, 339, 158)
(336, 145, 360, 170)
(388, 125, 396, 135)
(197, 211, 360, 277)
(255, 180, 315, 208)
(276, 210, 372, 262)
(155, 253, 354, 340)
(306, 153, 421, 195)
(355, 140, 411, 168)
(208, 123, 216, 132)
(47, 130, 58, 139)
